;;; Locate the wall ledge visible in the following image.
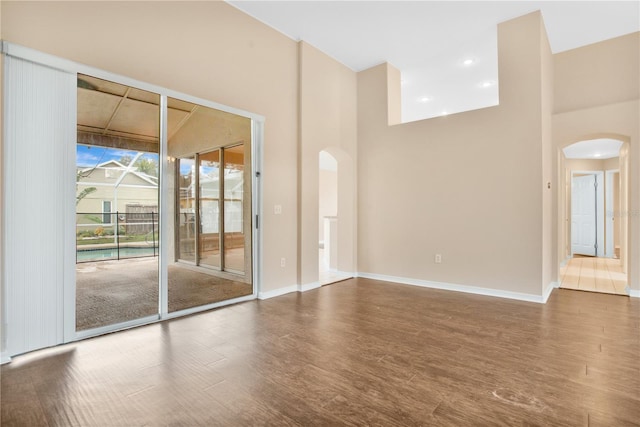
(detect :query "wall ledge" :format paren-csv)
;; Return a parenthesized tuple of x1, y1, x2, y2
(357, 272, 550, 304)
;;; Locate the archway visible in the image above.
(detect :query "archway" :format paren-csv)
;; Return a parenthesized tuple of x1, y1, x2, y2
(557, 135, 630, 295)
(318, 147, 355, 285)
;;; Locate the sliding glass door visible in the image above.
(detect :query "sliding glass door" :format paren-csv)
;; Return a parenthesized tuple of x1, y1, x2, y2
(75, 74, 160, 332)
(199, 150, 222, 269)
(177, 156, 196, 263)
(223, 144, 247, 274)
(167, 98, 253, 313)
(3, 42, 262, 356)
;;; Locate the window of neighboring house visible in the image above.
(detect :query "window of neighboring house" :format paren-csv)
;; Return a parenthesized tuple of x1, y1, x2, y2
(102, 200, 112, 224)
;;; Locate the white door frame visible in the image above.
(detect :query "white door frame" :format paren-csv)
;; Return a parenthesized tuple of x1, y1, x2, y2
(605, 169, 619, 258)
(570, 170, 605, 257)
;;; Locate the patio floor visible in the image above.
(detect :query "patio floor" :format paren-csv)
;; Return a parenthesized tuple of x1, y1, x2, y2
(76, 257, 252, 330)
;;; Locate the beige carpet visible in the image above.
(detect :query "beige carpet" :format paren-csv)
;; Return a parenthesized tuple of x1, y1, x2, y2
(76, 258, 252, 331)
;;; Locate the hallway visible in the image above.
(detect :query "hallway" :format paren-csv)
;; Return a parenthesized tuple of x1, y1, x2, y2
(560, 256, 627, 295)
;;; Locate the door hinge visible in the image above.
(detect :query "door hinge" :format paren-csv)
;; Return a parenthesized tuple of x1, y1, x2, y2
(255, 214, 259, 229)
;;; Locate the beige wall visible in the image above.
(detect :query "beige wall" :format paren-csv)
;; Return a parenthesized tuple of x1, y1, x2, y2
(541, 16, 555, 293)
(357, 12, 549, 296)
(555, 33, 640, 114)
(604, 157, 619, 171)
(1, 1, 299, 292)
(298, 41, 357, 285)
(566, 158, 606, 171)
(553, 31, 639, 292)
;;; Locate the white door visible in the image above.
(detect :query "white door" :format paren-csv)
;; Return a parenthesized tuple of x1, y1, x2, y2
(571, 174, 597, 256)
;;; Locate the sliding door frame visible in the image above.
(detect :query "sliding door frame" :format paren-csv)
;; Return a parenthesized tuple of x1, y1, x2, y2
(2, 42, 263, 349)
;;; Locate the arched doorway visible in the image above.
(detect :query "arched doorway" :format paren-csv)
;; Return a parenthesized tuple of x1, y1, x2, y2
(558, 137, 629, 295)
(318, 148, 355, 285)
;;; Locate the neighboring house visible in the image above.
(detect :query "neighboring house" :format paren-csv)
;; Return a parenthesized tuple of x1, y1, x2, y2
(76, 159, 158, 230)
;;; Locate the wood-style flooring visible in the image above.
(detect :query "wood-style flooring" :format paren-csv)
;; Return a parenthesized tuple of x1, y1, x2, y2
(560, 256, 627, 295)
(2, 278, 639, 426)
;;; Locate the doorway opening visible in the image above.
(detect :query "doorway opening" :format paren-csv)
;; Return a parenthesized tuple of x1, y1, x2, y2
(317, 149, 355, 286)
(559, 138, 628, 295)
(319, 150, 338, 284)
(74, 75, 258, 335)
(168, 98, 254, 313)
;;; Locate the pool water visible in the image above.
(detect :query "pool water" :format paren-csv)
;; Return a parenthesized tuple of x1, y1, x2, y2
(77, 246, 158, 262)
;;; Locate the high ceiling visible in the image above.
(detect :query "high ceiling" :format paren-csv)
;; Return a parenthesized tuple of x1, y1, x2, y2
(228, 1, 640, 122)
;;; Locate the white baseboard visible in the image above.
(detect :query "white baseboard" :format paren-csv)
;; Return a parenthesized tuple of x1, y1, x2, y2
(258, 276, 356, 300)
(543, 281, 558, 303)
(1, 352, 11, 365)
(357, 272, 549, 304)
(628, 287, 640, 298)
(258, 285, 297, 300)
(298, 282, 321, 292)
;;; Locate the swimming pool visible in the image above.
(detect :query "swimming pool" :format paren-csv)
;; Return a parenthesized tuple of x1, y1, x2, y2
(77, 246, 158, 262)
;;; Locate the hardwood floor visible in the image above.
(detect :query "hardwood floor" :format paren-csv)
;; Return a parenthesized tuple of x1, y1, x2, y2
(2, 278, 639, 426)
(560, 256, 627, 295)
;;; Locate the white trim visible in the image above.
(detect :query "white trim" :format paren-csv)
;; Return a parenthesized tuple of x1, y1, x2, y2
(164, 294, 256, 320)
(605, 169, 619, 258)
(559, 256, 572, 268)
(357, 272, 549, 304)
(543, 282, 558, 303)
(73, 315, 160, 341)
(159, 94, 169, 318)
(319, 271, 354, 286)
(628, 287, 640, 298)
(252, 120, 264, 301)
(258, 285, 298, 300)
(1, 353, 11, 365)
(298, 282, 321, 292)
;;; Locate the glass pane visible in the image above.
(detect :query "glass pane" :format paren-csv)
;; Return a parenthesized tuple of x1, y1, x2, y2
(177, 157, 196, 262)
(199, 150, 221, 268)
(224, 144, 245, 273)
(167, 97, 252, 313)
(76, 74, 159, 331)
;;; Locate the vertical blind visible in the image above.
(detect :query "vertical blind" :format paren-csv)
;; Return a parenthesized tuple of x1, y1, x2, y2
(3, 55, 76, 358)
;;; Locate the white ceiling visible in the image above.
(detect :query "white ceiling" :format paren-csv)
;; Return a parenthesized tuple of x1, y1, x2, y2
(563, 139, 623, 160)
(228, 1, 640, 122)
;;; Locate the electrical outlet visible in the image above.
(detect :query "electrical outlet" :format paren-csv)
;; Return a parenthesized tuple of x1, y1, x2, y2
(435, 254, 442, 264)
(274, 205, 282, 214)
(280, 257, 286, 268)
